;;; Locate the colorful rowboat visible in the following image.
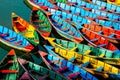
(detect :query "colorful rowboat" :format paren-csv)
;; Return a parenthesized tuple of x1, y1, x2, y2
(0, 49, 19, 80)
(46, 6, 120, 30)
(0, 25, 34, 55)
(44, 0, 120, 22)
(83, 24, 120, 44)
(89, 0, 120, 13)
(30, 7, 52, 38)
(38, 50, 98, 80)
(44, 45, 120, 79)
(11, 12, 39, 46)
(107, 0, 120, 6)
(45, 37, 120, 66)
(67, 0, 120, 14)
(56, 2, 120, 22)
(80, 27, 120, 53)
(31, 7, 83, 43)
(25, 0, 120, 30)
(49, 14, 83, 43)
(18, 58, 69, 80)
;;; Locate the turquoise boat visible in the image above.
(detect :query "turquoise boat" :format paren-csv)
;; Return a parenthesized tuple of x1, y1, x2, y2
(49, 14, 83, 43)
(0, 49, 19, 80)
(0, 25, 34, 56)
(24, 0, 120, 30)
(38, 50, 98, 80)
(31, 7, 83, 43)
(18, 58, 69, 80)
(44, 45, 120, 79)
(47, 0, 120, 22)
(56, 2, 120, 22)
(67, 0, 120, 14)
(90, 0, 120, 13)
(46, 37, 120, 66)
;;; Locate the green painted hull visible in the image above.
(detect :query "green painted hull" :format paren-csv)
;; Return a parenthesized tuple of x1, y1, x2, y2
(46, 37, 120, 66)
(18, 58, 68, 80)
(24, 0, 52, 38)
(31, 9, 52, 38)
(0, 49, 19, 80)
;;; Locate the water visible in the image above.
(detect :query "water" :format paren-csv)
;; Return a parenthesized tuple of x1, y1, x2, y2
(0, 0, 31, 29)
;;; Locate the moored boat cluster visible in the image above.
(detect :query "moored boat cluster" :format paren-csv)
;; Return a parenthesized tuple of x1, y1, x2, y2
(0, 0, 120, 80)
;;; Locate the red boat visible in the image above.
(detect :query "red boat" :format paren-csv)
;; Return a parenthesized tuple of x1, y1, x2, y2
(80, 27, 120, 53)
(84, 24, 120, 44)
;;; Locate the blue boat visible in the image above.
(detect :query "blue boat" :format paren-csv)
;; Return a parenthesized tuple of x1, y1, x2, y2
(38, 50, 98, 80)
(91, 0, 120, 13)
(31, 6, 83, 43)
(0, 25, 34, 55)
(56, 2, 120, 22)
(47, 8, 120, 30)
(49, 14, 83, 43)
(44, 45, 120, 80)
(25, 0, 120, 30)
(67, 0, 120, 14)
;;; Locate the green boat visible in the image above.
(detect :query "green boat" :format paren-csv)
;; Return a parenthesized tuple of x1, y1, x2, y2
(46, 37, 120, 66)
(30, 7, 52, 38)
(0, 49, 19, 80)
(18, 58, 69, 80)
(44, 45, 120, 79)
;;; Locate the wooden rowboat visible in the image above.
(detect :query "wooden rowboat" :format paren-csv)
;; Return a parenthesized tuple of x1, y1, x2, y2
(80, 27, 120, 52)
(44, 45, 120, 79)
(18, 58, 69, 80)
(67, 0, 120, 14)
(49, 14, 83, 43)
(107, 0, 120, 6)
(38, 50, 98, 80)
(0, 25, 34, 55)
(31, 7, 83, 43)
(45, 37, 120, 66)
(83, 24, 120, 44)
(44, 0, 120, 22)
(25, 0, 120, 30)
(11, 12, 39, 46)
(46, 6, 120, 30)
(56, 2, 120, 22)
(89, 0, 120, 13)
(30, 7, 52, 38)
(0, 49, 19, 80)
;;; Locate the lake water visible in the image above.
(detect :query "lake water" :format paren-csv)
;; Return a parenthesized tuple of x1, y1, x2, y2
(0, 0, 31, 29)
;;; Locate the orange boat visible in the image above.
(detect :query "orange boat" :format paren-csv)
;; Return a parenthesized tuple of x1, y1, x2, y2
(84, 24, 120, 44)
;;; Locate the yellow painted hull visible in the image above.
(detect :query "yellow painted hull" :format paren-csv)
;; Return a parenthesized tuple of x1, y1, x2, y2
(107, 0, 120, 6)
(11, 12, 39, 46)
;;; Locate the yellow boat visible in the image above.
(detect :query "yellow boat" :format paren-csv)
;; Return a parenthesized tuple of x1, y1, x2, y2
(107, 0, 120, 6)
(11, 12, 39, 46)
(45, 37, 120, 66)
(44, 45, 120, 79)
